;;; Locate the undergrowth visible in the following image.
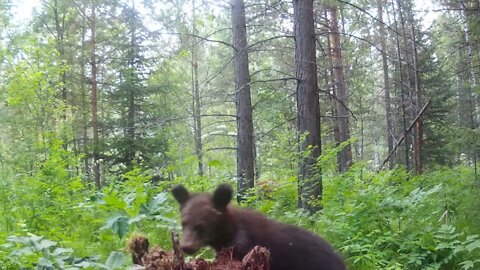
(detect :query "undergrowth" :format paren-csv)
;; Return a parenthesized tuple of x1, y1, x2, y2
(1, 159, 479, 269)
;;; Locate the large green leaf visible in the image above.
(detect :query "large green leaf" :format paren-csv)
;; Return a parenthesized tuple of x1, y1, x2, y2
(466, 240, 480, 252)
(104, 251, 126, 269)
(102, 213, 130, 238)
(139, 192, 168, 216)
(103, 192, 128, 210)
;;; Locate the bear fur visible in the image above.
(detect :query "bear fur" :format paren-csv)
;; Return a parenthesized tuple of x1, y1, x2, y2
(172, 184, 346, 270)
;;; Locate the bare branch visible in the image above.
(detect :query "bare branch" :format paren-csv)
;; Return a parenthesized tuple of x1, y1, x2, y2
(378, 100, 432, 171)
(318, 88, 357, 121)
(161, 32, 233, 48)
(205, 147, 237, 152)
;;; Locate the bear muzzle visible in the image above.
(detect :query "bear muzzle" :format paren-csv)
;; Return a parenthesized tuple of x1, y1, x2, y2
(179, 235, 202, 254)
(180, 244, 200, 254)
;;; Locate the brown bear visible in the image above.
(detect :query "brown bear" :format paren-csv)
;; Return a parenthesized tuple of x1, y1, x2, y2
(172, 184, 347, 270)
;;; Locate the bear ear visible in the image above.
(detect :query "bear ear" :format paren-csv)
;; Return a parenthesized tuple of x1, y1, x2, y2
(172, 185, 190, 205)
(213, 184, 233, 210)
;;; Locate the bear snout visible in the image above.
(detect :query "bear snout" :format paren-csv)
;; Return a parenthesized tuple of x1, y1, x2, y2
(179, 229, 203, 254)
(180, 244, 199, 254)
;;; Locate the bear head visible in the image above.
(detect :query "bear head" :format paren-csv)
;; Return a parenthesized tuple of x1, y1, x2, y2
(172, 184, 235, 254)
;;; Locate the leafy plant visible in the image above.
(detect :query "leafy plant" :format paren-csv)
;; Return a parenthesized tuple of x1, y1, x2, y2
(99, 167, 177, 239)
(101, 191, 176, 239)
(1, 233, 129, 269)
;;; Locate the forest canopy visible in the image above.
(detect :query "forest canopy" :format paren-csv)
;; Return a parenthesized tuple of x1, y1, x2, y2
(0, 0, 479, 269)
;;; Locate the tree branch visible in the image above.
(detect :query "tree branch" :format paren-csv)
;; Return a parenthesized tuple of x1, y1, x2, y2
(378, 100, 431, 171)
(204, 147, 237, 152)
(319, 88, 357, 121)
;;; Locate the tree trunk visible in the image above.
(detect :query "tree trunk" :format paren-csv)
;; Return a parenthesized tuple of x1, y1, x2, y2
(52, 0, 66, 120)
(325, 9, 341, 164)
(392, 0, 410, 171)
(329, 6, 352, 173)
(232, 0, 255, 203)
(125, 1, 137, 168)
(52, 0, 70, 153)
(293, 0, 322, 212)
(192, 0, 204, 177)
(411, 24, 423, 174)
(91, 2, 101, 189)
(377, 0, 395, 169)
(463, 0, 479, 179)
(81, 24, 91, 179)
(397, 0, 417, 173)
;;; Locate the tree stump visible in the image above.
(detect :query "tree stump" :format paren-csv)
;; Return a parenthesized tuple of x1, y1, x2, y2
(127, 233, 270, 270)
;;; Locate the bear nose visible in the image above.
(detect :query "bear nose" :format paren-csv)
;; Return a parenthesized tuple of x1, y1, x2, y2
(181, 245, 197, 254)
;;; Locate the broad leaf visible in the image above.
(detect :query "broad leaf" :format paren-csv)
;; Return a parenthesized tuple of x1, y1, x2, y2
(139, 192, 168, 215)
(105, 251, 126, 269)
(102, 214, 130, 238)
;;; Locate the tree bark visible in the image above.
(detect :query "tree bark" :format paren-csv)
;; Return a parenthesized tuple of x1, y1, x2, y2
(325, 9, 341, 151)
(192, 0, 204, 177)
(52, 0, 67, 121)
(392, 0, 410, 171)
(397, 0, 416, 173)
(463, 0, 479, 179)
(81, 23, 91, 179)
(126, 2, 137, 167)
(377, 0, 395, 169)
(91, 1, 101, 189)
(411, 24, 423, 174)
(232, 0, 255, 202)
(51, 0, 70, 154)
(293, 0, 322, 212)
(329, 6, 352, 173)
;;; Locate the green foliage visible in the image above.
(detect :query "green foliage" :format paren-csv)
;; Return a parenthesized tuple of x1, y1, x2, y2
(1, 143, 479, 270)
(249, 164, 480, 270)
(1, 233, 124, 269)
(102, 252, 127, 270)
(100, 189, 176, 239)
(96, 167, 179, 251)
(1, 0, 479, 269)
(325, 166, 478, 269)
